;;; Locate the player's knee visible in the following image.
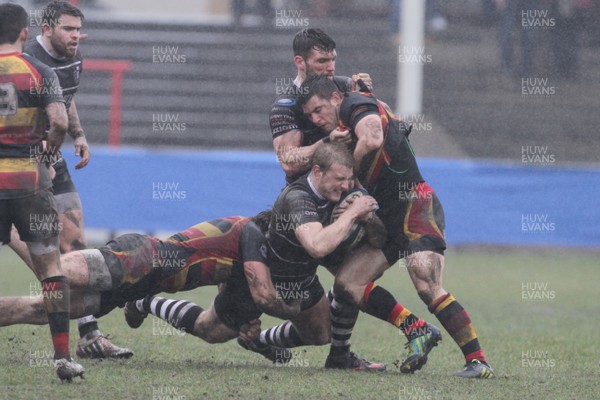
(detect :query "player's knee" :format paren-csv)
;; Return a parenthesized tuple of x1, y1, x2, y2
(333, 280, 361, 306)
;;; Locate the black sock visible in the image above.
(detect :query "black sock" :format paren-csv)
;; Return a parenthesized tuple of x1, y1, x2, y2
(41, 276, 70, 359)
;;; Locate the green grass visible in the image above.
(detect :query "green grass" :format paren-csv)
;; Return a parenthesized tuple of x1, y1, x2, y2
(1, 246, 599, 400)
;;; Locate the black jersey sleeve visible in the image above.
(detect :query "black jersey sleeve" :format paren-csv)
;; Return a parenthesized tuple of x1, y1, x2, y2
(240, 221, 269, 264)
(339, 92, 380, 131)
(270, 97, 302, 139)
(23, 54, 65, 107)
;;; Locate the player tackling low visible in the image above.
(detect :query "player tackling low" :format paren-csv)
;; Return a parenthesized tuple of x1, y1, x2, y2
(0, 216, 300, 357)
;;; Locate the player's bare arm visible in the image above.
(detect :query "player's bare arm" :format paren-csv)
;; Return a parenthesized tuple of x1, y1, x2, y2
(353, 114, 384, 173)
(244, 261, 300, 319)
(295, 195, 377, 259)
(45, 101, 68, 153)
(67, 99, 91, 169)
(273, 129, 318, 177)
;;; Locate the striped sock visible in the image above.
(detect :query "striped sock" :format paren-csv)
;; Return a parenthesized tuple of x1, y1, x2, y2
(429, 293, 487, 364)
(328, 288, 359, 358)
(143, 296, 203, 334)
(361, 282, 426, 341)
(41, 276, 70, 359)
(256, 321, 304, 348)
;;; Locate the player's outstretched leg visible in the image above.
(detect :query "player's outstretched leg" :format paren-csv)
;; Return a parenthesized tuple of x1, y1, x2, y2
(127, 295, 262, 347)
(10, 226, 132, 360)
(406, 251, 494, 379)
(125, 296, 201, 336)
(126, 295, 241, 343)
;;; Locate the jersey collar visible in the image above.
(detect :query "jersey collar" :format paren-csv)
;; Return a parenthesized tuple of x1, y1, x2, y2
(307, 173, 326, 201)
(36, 35, 66, 60)
(293, 76, 302, 88)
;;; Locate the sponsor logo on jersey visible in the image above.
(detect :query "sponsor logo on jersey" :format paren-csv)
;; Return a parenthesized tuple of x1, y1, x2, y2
(276, 98, 296, 106)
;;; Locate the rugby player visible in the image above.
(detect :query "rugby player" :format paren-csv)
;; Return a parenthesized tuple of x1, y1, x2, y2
(0, 3, 84, 382)
(262, 28, 441, 373)
(271, 28, 368, 184)
(6, 1, 132, 359)
(0, 216, 300, 355)
(242, 143, 385, 371)
(297, 76, 495, 378)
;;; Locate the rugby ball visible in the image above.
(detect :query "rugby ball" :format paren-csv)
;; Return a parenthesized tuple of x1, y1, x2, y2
(331, 189, 368, 249)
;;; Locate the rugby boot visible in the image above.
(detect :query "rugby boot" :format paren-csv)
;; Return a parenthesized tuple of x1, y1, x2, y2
(124, 300, 148, 329)
(400, 323, 442, 373)
(55, 357, 85, 382)
(76, 334, 133, 359)
(237, 337, 292, 365)
(454, 359, 495, 379)
(325, 352, 386, 372)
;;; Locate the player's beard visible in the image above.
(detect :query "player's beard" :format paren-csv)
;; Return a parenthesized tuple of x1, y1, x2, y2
(308, 70, 334, 79)
(305, 63, 334, 79)
(51, 34, 77, 58)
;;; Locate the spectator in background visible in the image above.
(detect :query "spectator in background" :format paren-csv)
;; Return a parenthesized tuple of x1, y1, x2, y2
(495, 0, 537, 77)
(493, 0, 591, 80)
(547, 0, 592, 80)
